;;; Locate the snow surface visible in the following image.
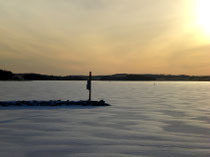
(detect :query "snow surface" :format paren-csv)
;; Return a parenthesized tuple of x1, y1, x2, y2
(1, 81, 210, 157)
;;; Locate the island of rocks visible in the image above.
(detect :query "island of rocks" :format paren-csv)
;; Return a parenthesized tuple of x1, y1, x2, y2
(0, 100, 110, 107)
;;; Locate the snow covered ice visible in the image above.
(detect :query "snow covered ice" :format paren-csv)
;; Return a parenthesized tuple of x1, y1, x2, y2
(1, 81, 210, 157)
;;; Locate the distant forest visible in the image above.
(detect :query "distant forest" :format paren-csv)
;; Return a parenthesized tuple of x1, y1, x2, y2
(1, 69, 210, 81)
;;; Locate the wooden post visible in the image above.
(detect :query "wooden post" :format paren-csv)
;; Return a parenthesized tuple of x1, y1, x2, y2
(89, 72, 92, 101)
(86, 71, 92, 101)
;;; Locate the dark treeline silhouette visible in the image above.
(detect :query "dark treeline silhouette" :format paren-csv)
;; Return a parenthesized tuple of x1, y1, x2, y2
(99, 74, 156, 81)
(0, 69, 25, 80)
(98, 74, 210, 81)
(19, 73, 87, 80)
(0, 69, 16, 80)
(1, 69, 210, 81)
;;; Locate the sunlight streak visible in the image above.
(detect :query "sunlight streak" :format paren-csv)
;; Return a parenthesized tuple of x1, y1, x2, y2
(196, 0, 210, 35)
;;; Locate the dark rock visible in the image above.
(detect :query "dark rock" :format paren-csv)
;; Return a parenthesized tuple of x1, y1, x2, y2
(0, 100, 111, 107)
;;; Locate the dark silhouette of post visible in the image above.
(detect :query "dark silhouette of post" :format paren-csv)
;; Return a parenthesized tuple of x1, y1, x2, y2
(86, 72, 92, 101)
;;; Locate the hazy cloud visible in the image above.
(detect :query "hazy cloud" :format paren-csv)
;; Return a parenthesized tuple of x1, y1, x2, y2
(0, 0, 208, 75)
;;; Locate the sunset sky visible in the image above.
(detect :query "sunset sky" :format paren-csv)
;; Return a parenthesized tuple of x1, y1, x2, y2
(0, 0, 210, 75)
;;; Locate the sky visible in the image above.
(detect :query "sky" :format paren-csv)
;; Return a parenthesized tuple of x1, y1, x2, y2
(0, 0, 210, 75)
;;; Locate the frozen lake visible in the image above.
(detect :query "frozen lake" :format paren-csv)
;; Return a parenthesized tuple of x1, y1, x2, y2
(1, 81, 210, 157)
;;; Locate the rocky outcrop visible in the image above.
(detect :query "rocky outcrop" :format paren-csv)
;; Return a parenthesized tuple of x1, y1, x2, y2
(0, 100, 110, 107)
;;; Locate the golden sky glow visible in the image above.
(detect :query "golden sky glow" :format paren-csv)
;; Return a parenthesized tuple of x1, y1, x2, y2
(196, 0, 210, 35)
(0, 0, 210, 75)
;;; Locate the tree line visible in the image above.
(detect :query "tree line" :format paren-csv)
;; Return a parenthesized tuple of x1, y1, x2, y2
(1, 69, 210, 81)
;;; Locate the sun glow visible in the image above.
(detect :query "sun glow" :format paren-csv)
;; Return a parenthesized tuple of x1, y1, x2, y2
(196, 0, 210, 35)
